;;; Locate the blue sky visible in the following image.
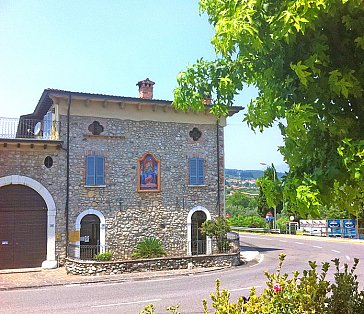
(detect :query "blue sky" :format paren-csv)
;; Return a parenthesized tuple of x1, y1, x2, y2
(0, 1, 285, 171)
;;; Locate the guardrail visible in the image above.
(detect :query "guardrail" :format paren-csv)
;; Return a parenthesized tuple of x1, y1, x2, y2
(230, 225, 364, 239)
(231, 226, 281, 234)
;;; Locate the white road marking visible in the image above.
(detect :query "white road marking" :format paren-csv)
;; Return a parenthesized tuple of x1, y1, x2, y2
(91, 298, 162, 308)
(279, 240, 287, 243)
(346, 256, 350, 261)
(313, 245, 323, 249)
(331, 249, 341, 254)
(146, 277, 180, 283)
(295, 242, 304, 245)
(230, 286, 262, 292)
(65, 283, 81, 287)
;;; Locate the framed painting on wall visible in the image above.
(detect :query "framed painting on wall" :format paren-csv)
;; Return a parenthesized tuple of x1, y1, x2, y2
(137, 152, 160, 192)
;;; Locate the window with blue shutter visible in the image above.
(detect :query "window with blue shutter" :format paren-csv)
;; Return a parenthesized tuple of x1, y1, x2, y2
(86, 156, 105, 186)
(189, 158, 204, 185)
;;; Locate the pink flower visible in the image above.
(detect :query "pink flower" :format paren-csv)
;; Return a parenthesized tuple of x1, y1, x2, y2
(273, 283, 282, 292)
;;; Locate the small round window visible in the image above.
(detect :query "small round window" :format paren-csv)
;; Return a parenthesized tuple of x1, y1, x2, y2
(44, 156, 53, 168)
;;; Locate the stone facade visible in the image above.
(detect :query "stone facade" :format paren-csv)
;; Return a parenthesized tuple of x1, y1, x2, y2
(0, 85, 241, 269)
(65, 114, 224, 259)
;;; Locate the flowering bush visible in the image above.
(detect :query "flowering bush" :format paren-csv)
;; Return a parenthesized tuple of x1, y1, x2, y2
(141, 254, 364, 313)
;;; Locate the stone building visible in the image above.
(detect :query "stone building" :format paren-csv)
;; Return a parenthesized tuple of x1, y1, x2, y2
(0, 79, 241, 270)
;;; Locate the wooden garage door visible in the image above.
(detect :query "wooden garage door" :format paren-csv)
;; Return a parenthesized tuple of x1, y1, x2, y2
(0, 185, 47, 269)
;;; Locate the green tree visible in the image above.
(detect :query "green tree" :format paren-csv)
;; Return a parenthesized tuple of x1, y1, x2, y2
(226, 191, 259, 217)
(226, 191, 251, 209)
(173, 0, 364, 218)
(256, 165, 283, 217)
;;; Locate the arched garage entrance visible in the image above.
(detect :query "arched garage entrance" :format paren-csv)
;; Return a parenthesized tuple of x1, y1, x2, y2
(0, 185, 47, 269)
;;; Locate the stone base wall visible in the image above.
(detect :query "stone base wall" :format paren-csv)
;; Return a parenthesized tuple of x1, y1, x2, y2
(65, 253, 241, 276)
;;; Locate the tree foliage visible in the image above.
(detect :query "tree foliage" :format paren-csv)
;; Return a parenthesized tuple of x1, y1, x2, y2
(173, 0, 364, 217)
(226, 191, 258, 217)
(256, 164, 283, 215)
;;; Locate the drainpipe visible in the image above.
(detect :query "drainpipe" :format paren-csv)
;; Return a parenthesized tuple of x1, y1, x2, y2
(65, 94, 71, 254)
(216, 120, 221, 216)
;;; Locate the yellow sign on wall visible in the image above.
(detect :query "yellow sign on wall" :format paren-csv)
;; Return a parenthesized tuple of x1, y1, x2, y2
(69, 230, 80, 242)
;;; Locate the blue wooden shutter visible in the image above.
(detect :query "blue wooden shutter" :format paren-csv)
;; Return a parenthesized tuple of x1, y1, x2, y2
(95, 156, 104, 185)
(86, 156, 95, 185)
(190, 158, 204, 185)
(189, 158, 197, 185)
(197, 158, 204, 185)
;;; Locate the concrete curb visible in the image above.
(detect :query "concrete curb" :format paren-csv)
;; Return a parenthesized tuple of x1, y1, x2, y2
(0, 266, 227, 291)
(240, 251, 261, 263)
(0, 253, 261, 291)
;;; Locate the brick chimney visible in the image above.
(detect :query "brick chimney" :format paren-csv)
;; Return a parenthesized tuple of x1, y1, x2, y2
(137, 78, 155, 99)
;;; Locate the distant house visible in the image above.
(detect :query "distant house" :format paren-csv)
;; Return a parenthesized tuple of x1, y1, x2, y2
(0, 79, 241, 270)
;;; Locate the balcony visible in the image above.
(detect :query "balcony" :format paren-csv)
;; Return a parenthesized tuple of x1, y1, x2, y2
(0, 117, 63, 149)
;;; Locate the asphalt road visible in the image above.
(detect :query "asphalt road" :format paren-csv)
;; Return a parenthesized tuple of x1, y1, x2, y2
(1, 234, 364, 313)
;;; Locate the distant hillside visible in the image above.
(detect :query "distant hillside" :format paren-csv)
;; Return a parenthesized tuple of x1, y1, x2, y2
(225, 168, 285, 180)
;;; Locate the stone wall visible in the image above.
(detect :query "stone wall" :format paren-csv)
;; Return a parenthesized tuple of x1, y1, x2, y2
(65, 252, 241, 276)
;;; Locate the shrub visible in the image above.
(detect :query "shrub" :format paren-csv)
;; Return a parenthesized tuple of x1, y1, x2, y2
(326, 258, 364, 314)
(141, 254, 364, 313)
(201, 217, 231, 253)
(276, 216, 289, 233)
(94, 251, 113, 261)
(132, 237, 166, 259)
(228, 215, 266, 228)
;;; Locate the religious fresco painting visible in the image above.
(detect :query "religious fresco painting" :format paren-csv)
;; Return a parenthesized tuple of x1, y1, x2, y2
(138, 153, 160, 192)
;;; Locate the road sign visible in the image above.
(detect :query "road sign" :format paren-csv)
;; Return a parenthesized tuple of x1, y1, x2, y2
(266, 212, 273, 222)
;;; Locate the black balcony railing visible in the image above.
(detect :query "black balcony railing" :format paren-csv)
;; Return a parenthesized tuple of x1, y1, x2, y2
(68, 244, 108, 260)
(0, 117, 61, 140)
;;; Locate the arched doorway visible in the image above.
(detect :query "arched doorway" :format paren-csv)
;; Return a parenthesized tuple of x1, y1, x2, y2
(191, 211, 207, 255)
(0, 185, 47, 269)
(80, 214, 100, 259)
(187, 206, 212, 255)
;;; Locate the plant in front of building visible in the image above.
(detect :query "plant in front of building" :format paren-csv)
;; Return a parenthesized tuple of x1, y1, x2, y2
(140, 254, 364, 313)
(325, 258, 364, 314)
(201, 216, 231, 253)
(94, 251, 113, 261)
(140, 304, 181, 314)
(140, 304, 156, 314)
(132, 237, 166, 259)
